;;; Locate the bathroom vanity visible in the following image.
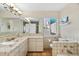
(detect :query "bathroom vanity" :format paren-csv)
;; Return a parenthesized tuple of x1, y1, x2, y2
(28, 35, 43, 52)
(0, 33, 44, 56)
(52, 41, 78, 56)
(0, 36, 28, 56)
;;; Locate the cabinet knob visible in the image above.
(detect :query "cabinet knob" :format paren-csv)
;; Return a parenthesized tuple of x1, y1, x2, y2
(64, 45, 67, 48)
(70, 46, 73, 48)
(67, 49, 73, 54)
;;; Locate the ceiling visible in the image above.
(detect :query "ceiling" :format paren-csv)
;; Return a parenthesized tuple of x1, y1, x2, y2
(15, 3, 68, 11)
(0, 3, 68, 12)
(0, 3, 68, 18)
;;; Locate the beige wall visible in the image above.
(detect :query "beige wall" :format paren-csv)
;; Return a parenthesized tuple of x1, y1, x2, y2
(60, 4, 79, 41)
(23, 11, 60, 18)
(0, 11, 60, 18)
(60, 4, 79, 29)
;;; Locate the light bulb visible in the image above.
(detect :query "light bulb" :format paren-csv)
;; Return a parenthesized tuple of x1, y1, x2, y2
(18, 11, 22, 15)
(27, 18, 30, 22)
(6, 3, 15, 8)
(25, 17, 30, 22)
(13, 7, 19, 11)
(10, 4, 15, 8)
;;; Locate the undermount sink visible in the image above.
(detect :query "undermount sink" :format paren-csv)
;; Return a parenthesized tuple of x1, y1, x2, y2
(6, 37, 15, 41)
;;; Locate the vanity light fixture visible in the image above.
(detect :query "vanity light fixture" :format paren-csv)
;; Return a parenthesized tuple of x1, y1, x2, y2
(17, 10, 23, 15)
(1, 3, 31, 22)
(8, 3, 15, 9)
(1, 3, 23, 16)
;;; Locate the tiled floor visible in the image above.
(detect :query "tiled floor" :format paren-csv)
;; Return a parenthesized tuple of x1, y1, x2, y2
(27, 48, 52, 56)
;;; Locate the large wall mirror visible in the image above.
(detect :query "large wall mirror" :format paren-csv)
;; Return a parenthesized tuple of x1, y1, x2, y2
(0, 18, 24, 34)
(0, 17, 42, 35)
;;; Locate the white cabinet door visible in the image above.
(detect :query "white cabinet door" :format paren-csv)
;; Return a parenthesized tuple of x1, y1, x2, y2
(29, 38, 43, 51)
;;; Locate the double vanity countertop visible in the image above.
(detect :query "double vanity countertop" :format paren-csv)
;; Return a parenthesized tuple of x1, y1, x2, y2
(0, 34, 43, 55)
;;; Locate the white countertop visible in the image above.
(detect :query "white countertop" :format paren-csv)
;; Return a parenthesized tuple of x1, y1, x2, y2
(0, 37, 28, 54)
(0, 35, 43, 55)
(57, 38, 79, 43)
(52, 41, 78, 43)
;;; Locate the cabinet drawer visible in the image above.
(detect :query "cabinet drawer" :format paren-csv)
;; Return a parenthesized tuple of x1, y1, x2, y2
(29, 46, 36, 51)
(28, 38, 43, 51)
(36, 47, 43, 51)
(36, 42, 43, 46)
(36, 39, 43, 42)
(29, 39, 36, 42)
(52, 49, 58, 56)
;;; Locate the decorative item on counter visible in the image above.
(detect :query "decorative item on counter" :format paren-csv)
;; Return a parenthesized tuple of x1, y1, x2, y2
(60, 16, 71, 35)
(48, 17, 57, 35)
(61, 16, 71, 24)
(67, 49, 73, 54)
(48, 17, 57, 24)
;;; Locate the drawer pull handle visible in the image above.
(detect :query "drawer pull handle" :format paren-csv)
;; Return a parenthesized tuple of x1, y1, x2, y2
(70, 46, 73, 48)
(64, 45, 67, 48)
(67, 50, 73, 54)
